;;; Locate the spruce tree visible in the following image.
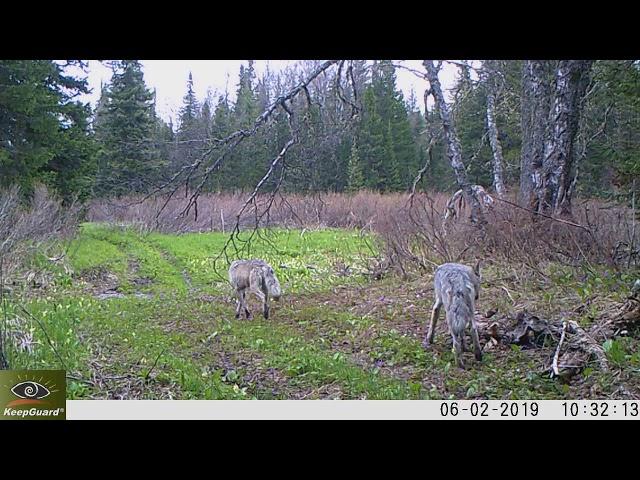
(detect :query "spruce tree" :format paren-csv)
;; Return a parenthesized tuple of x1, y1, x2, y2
(577, 60, 640, 199)
(358, 86, 387, 191)
(368, 61, 417, 190)
(174, 72, 202, 173)
(0, 60, 96, 199)
(406, 89, 429, 191)
(179, 73, 199, 129)
(210, 92, 233, 191)
(151, 111, 175, 182)
(384, 120, 403, 191)
(47, 100, 97, 202)
(200, 89, 213, 140)
(454, 76, 493, 187)
(230, 61, 263, 190)
(94, 60, 160, 195)
(347, 141, 364, 192)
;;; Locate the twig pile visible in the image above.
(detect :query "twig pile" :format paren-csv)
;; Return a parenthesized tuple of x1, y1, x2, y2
(476, 289, 640, 380)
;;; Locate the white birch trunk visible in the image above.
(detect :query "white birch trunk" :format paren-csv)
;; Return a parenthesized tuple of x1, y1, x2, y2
(423, 60, 484, 224)
(539, 60, 593, 216)
(486, 84, 507, 198)
(520, 60, 552, 209)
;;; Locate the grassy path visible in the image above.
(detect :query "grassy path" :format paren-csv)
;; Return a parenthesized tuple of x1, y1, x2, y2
(5, 223, 639, 400)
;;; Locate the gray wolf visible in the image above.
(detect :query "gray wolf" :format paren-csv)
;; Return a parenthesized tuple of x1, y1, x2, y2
(229, 259, 282, 319)
(424, 261, 482, 368)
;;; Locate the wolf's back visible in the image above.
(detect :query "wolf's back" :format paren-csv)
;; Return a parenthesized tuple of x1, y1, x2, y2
(435, 263, 478, 334)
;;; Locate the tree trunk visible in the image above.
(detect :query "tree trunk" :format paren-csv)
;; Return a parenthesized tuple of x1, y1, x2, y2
(485, 67, 507, 198)
(539, 60, 593, 216)
(423, 60, 484, 224)
(520, 60, 552, 209)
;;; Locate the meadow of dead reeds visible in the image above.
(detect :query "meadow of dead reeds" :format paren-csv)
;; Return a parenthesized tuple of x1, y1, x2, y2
(86, 190, 639, 277)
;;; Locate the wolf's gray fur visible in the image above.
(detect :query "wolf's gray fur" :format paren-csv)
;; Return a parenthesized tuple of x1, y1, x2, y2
(229, 259, 282, 319)
(424, 261, 482, 369)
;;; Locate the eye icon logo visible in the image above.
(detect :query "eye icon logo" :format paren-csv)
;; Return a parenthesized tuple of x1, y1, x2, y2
(4, 376, 59, 408)
(1, 370, 65, 419)
(11, 381, 51, 400)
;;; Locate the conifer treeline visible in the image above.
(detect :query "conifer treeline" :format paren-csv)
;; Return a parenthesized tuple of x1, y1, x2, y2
(1, 60, 639, 202)
(94, 60, 442, 196)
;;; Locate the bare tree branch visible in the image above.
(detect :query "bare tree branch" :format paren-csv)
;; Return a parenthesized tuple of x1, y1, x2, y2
(209, 107, 299, 278)
(116, 61, 341, 217)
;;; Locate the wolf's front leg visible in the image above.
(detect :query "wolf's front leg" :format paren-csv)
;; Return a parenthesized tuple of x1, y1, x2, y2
(235, 290, 243, 319)
(251, 287, 268, 320)
(241, 291, 251, 319)
(424, 297, 442, 347)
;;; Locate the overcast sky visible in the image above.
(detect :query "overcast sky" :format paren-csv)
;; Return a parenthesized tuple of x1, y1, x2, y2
(80, 60, 464, 124)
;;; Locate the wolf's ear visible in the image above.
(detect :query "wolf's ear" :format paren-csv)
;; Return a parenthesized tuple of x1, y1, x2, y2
(474, 260, 481, 277)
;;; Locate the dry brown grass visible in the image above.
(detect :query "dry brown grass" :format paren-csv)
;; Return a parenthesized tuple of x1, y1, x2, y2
(86, 190, 639, 276)
(1, 185, 81, 368)
(1, 185, 80, 281)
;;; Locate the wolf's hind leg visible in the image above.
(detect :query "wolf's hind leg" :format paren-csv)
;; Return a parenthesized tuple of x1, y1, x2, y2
(425, 296, 442, 346)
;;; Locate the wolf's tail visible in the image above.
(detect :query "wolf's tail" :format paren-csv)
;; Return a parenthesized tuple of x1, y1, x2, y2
(447, 289, 472, 335)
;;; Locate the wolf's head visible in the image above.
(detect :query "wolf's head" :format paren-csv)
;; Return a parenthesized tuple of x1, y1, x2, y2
(263, 265, 282, 300)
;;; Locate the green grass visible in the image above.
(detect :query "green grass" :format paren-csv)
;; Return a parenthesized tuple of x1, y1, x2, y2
(67, 224, 130, 277)
(146, 227, 373, 293)
(67, 223, 186, 294)
(65, 224, 373, 295)
(4, 222, 640, 400)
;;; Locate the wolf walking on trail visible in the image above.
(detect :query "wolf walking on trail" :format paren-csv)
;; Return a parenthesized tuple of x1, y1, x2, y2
(229, 259, 282, 320)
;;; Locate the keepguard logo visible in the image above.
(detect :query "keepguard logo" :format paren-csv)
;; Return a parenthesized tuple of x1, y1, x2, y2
(1, 370, 66, 420)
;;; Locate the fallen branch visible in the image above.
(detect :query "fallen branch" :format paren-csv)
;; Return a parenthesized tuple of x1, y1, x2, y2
(493, 196, 591, 231)
(144, 347, 166, 381)
(500, 285, 516, 305)
(66, 374, 96, 387)
(568, 320, 609, 372)
(552, 321, 568, 377)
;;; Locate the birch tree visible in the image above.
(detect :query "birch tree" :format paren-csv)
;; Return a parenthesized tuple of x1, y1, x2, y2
(520, 60, 553, 209)
(520, 60, 593, 217)
(423, 60, 484, 224)
(484, 60, 507, 197)
(539, 60, 593, 216)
